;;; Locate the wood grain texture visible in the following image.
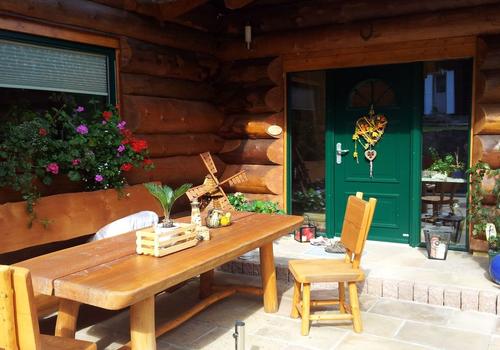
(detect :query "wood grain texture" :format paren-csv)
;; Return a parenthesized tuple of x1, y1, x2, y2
(475, 104, 500, 134)
(219, 3, 500, 60)
(0, 266, 17, 350)
(0, 0, 215, 53)
(219, 112, 284, 139)
(221, 164, 283, 194)
(0, 184, 162, 255)
(54, 299, 80, 338)
(260, 243, 278, 312)
(130, 296, 156, 350)
(24, 213, 302, 310)
(472, 135, 500, 168)
(219, 138, 284, 165)
(139, 134, 224, 158)
(123, 95, 224, 134)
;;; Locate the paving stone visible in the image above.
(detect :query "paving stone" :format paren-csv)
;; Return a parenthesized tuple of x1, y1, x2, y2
(357, 281, 368, 295)
(382, 279, 398, 299)
(398, 281, 414, 301)
(447, 310, 498, 334)
(428, 285, 444, 306)
(489, 336, 500, 350)
(413, 283, 429, 303)
(367, 278, 383, 297)
(335, 312, 404, 337)
(336, 333, 429, 350)
(444, 288, 461, 309)
(276, 266, 288, 281)
(461, 289, 479, 311)
(478, 291, 498, 314)
(159, 319, 216, 348)
(396, 321, 491, 350)
(369, 299, 453, 325)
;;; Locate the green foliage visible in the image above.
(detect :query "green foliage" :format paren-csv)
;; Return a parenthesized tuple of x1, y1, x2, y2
(0, 99, 154, 225)
(467, 161, 500, 240)
(427, 147, 464, 175)
(144, 182, 192, 223)
(228, 192, 284, 214)
(292, 188, 325, 212)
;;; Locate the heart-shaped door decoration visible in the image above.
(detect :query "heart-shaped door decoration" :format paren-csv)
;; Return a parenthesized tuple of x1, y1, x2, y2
(352, 105, 388, 178)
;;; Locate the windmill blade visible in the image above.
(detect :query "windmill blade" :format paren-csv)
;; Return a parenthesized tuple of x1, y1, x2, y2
(213, 186, 234, 211)
(200, 152, 218, 175)
(218, 170, 248, 187)
(186, 184, 212, 200)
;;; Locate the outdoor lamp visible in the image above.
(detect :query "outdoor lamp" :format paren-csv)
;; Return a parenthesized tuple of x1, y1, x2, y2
(294, 216, 317, 243)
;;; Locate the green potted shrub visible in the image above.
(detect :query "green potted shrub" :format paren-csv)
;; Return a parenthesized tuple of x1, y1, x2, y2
(144, 182, 192, 231)
(292, 187, 326, 232)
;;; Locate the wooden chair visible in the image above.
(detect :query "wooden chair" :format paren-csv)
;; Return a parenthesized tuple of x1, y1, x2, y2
(421, 181, 459, 218)
(288, 193, 377, 335)
(0, 265, 96, 350)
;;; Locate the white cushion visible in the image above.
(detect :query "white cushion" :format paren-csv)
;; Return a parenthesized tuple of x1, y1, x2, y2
(90, 211, 159, 241)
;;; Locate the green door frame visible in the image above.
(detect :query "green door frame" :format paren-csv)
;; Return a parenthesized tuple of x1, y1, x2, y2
(287, 63, 423, 247)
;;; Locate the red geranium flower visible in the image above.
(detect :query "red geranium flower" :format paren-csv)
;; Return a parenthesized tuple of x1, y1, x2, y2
(143, 159, 153, 166)
(39, 128, 47, 136)
(120, 163, 133, 172)
(102, 111, 113, 121)
(131, 139, 148, 153)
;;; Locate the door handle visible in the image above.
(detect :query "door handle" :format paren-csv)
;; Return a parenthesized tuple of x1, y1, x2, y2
(336, 142, 349, 164)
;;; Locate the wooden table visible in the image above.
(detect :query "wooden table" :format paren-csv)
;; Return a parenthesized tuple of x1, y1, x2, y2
(15, 212, 303, 350)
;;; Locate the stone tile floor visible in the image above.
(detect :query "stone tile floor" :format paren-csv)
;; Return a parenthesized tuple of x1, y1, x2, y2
(40, 271, 500, 350)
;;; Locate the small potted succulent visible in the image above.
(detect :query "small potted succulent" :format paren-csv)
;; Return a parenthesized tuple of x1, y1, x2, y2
(144, 182, 192, 232)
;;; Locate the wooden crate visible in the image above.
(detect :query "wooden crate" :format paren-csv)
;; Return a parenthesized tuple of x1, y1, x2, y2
(136, 223, 198, 257)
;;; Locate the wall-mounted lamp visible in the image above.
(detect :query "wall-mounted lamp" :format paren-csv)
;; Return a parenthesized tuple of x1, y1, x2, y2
(244, 24, 252, 50)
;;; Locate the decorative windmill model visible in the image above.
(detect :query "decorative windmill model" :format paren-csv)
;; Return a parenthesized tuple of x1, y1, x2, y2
(186, 152, 247, 211)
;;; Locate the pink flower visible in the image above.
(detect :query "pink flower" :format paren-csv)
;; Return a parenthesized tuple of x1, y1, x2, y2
(76, 124, 88, 135)
(117, 144, 125, 153)
(117, 121, 126, 130)
(76, 106, 84, 113)
(46, 163, 59, 175)
(72, 159, 80, 166)
(95, 174, 103, 182)
(102, 120, 107, 125)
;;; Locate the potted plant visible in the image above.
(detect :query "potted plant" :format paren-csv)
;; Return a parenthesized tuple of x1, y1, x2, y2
(426, 148, 456, 177)
(144, 182, 192, 231)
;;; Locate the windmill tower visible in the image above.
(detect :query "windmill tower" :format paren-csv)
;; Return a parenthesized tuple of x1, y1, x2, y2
(186, 152, 247, 211)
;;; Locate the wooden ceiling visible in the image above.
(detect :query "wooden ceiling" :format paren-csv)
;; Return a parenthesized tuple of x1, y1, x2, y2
(91, 0, 500, 35)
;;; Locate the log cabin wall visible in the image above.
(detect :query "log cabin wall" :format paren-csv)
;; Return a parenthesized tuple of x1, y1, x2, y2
(0, 0, 225, 208)
(215, 57, 286, 206)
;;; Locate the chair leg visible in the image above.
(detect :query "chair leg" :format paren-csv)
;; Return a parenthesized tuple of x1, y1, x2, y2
(348, 282, 362, 333)
(338, 282, 346, 313)
(291, 280, 301, 319)
(301, 283, 311, 336)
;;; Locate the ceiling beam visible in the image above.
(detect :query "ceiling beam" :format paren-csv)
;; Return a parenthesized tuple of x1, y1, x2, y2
(159, 0, 209, 20)
(224, 0, 255, 10)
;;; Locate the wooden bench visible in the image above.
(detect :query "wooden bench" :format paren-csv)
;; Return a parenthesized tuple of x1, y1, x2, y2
(0, 183, 162, 317)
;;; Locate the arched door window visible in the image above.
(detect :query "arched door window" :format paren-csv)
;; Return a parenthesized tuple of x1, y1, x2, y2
(349, 79, 396, 109)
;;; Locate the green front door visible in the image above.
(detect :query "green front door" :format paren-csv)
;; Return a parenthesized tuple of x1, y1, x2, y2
(327, 63, 420, 243)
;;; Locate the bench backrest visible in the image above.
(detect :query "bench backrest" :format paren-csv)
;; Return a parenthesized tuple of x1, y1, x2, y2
(0, 183, 162, 254)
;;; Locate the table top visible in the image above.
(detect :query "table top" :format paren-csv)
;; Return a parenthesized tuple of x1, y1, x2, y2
(15, 212, 303, 310)
(421, 177, 466, 183)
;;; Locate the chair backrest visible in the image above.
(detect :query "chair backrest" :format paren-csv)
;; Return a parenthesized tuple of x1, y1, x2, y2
(340, 194, 377, 268)
(0, 265, 41, 350)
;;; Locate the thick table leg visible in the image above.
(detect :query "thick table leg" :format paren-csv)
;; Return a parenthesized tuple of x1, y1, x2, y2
(260, 243, 278, 313)
(199, 270, 214, 299)
(130, 296, 156, 350)
(55, 299, 80, 338)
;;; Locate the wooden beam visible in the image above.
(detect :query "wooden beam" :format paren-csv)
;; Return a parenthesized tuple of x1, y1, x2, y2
(219, 3, 500, 60)
(0, 0, 215, 54)
(159, 0, 208, 20)
(225, 0, 255, 10)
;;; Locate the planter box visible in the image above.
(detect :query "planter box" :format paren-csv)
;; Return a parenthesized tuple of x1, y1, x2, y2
(470, 236, 489, 253)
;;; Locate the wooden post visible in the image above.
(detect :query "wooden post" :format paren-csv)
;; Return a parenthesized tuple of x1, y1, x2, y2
(55, 299, 80, 338)
(259, 243, 278, 312)
(348, 282, 362, 333)
(199, 270, 214, 299)
(130, 296, 156, 350)
(338, 282, 346, 313)
(290, 280, 300, 318)
(301, 283, 311, 336)
(0, 266, 18, 350)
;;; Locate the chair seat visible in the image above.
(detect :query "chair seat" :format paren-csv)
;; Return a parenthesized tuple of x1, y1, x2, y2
(289, 259, 365, 283)
(41, 334, 96, 350)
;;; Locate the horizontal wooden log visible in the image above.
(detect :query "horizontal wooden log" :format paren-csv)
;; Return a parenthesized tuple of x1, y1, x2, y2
(0, 0, 215, 53)
(481, 173, 499, 205)
(221, 164, 283, 194)
(219, 112, 284, 139)
(477, 70, 500, 103)
(125, 155, 226, 188)
(219, 85, 284, 114)
(222, 0, 499, 35)
(0, 184, 162, 254)
(475, 104, 500, 134)
(219, 138, 283, 165)
(472, 135, 500, 169)
(242, 193, 283, 207)
(479, 48, 500, 70)
(121, 73, 214, 101)
(221, 57, 282, 86)
(120, 38, 218, 82)
(225, 0, 254, 10)
(123, 95, 224, 134)
(138, 133, 224, 158)
(219, 3, 500, 60)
